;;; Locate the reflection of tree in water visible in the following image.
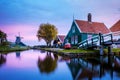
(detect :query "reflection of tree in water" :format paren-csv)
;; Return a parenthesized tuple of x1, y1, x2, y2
(0, 54, 6, 67)
(37, 52, 57, 74)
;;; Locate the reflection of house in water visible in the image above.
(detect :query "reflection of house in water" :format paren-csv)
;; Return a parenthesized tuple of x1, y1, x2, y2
(67, 58, 99, 80)
(67, 56, 120, 80)
(67, 59, 82, 80)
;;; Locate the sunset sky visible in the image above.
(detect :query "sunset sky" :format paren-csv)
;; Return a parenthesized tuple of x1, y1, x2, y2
(0, 0, 120, 46)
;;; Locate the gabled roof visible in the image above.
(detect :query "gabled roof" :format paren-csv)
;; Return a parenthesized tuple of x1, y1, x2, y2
(110, 20, 120, 32)
(57, 35, 65, 43)
(75, 20, 110, 34)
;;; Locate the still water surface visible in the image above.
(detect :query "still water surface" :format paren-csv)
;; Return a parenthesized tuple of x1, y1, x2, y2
(0, 50, 120, 80)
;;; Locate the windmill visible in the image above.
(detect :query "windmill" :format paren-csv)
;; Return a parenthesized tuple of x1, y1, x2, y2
(15, 32, 24, 45)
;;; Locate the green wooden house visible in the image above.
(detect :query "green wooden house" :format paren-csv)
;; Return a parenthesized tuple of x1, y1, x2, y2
(64, 13, 110, 46)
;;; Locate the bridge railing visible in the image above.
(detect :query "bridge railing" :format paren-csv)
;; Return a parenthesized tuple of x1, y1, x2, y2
(101, 31, 120, 43)
(101, 33, 113, 43)
(78, 35, 99, 48)
(78, 31, 120, 48)
(111, 31, 120, 41)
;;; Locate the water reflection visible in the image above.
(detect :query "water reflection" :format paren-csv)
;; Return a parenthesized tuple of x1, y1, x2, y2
(37, 52, 57, 74)
(40, 50, 46, 53)
(0, 54, 7, 67)
(0, 50, 120, 80)
(16, 51, 21, 58)
(67, 55, 120, 80)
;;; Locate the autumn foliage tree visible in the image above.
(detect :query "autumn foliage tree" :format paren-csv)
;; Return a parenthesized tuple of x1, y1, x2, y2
(37, 23, 58, 46)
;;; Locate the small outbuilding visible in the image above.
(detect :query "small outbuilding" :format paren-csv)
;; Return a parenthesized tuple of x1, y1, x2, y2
(53, 35, 65, 47)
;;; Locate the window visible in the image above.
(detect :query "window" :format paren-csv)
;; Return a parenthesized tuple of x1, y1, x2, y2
(75, 36, 78, 44)
(71, 36, 74, 44)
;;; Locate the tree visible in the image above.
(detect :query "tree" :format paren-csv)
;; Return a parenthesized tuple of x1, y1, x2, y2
(0, 30, 7, 45)
(37, 23, 58, 46)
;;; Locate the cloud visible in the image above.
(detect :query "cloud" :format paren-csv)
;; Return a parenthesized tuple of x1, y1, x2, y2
(0, 0, 120, 46)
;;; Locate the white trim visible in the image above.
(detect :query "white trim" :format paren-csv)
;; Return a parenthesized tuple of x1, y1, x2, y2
(64, 20, 75, 41)
(74, 20, 82, 33)
(57, 36, 62, 43)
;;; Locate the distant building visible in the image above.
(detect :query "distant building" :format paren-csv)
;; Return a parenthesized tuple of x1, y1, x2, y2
(110, 20, 120, 48)
(53, 35, 65, 47)
(64, 13, 110, 46)
(15, 36, 26, 46)
(110, 20, 120, 32)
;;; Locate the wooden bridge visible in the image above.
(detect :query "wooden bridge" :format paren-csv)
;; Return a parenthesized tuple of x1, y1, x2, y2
(78, 31, 120, 55)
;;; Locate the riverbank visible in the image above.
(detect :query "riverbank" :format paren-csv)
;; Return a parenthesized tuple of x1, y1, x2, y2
(0, 45, 30, 53)
(36, 48, 120, 58)
(36, 48, 100, 58)
(39, 48, 99, 53)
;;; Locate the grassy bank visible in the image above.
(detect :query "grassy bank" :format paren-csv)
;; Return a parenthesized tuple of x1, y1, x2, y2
(57, 49, 99, 53)
(38, 48, 120, 55)
(39, 48, 99, 54)
(0, 45, 29, 53)
(104, 48, 120, 55)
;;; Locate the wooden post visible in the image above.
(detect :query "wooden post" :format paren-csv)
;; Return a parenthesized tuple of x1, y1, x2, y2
(99, 33, 102, 45)
(108, 45, 112, 55)
(111, 34, 113, 44)
(100, 45, 104, 55)
(99, 33, 104, 55)
(91, 38, 93, 45)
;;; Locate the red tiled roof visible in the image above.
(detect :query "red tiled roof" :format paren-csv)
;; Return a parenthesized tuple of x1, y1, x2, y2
(57, 35, 65, 43)
(110, 20, 120, 32)
(75, 20, 110, 34)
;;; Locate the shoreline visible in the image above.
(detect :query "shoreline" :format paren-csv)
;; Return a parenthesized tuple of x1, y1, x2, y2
(0, 46, 30, 54)
(34, 48, 120, 58)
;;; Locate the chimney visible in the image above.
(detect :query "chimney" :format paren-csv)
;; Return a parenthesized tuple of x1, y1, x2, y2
(88, 13, 92, 22)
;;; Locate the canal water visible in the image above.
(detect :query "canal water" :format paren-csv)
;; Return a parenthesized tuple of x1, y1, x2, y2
(0, 50, 120, 80)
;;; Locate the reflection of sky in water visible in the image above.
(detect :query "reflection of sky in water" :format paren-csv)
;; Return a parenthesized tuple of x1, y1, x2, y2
(0, 50, 72, 80)
(0, 50, 120, 80)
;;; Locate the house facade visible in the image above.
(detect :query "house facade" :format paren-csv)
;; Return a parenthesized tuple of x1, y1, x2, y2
(53, 35, 65, 47)
(64, 13, 110, 46)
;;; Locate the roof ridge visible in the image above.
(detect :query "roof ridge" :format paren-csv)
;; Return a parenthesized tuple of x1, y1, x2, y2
(75, 19, 104, 24)
(111, 19, 120, 28)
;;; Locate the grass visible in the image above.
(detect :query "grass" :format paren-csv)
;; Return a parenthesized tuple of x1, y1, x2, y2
(39, 47, 120, 55)
(0, 45, 29, 53)
(57, 49, 99, 53)
(104, 48, 120, 53)
(39, 47, 99, 54)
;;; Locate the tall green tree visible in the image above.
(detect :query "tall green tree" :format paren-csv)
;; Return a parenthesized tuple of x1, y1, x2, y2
(37, 23, 58, 46)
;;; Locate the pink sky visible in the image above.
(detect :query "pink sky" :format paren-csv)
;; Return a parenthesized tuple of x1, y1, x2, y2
(0, 0, 120, 46)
